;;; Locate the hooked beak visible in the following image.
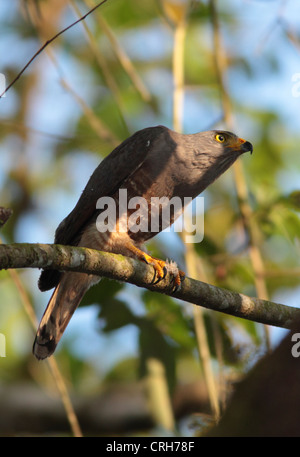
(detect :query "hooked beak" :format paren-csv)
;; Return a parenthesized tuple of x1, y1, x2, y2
(238, 138, 253, 155)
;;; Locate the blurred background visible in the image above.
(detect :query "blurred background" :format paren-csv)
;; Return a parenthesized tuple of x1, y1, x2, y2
(0, 0, 300, 436)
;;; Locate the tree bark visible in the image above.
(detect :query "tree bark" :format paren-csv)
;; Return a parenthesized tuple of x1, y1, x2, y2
(0, 242, 299, 329)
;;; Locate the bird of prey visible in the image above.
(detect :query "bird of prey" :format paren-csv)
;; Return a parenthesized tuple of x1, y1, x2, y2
(33, 125, 253, 360)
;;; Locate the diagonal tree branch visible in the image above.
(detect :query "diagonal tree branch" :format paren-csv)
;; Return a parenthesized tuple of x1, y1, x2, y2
(0, 0, 109, 98)
(0, 242, 299, 329)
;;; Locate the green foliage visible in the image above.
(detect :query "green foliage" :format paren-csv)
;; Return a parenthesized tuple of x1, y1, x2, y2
(0, 0, 300, 436)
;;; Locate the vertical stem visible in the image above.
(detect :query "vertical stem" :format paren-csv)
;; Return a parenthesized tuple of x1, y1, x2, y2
(48, 357, 83, 437)
(185, 246, 221, 420)
(171, 6, 220, 421)
(69, 0, 129, 135)
(173, 20, 186, 133)
(145, 358, 176, 432)
(8, 268, 83, 437)
(83, 0, 152, 103)
(209, 0, 271, 350)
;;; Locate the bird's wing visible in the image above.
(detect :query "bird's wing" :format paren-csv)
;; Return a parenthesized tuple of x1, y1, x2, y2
(39, 125, 172, 291)
(54, 125, 170, 245)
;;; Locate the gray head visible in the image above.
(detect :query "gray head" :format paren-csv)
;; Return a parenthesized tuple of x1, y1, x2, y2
(172, 129, 253, 196)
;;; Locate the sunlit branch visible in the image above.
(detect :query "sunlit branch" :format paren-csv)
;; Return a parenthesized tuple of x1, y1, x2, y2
(0, 242, 299, 330)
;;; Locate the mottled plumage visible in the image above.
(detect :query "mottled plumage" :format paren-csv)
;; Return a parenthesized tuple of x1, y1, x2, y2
(33, 125, 252, 360)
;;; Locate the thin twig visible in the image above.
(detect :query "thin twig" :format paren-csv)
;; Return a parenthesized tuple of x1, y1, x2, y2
(25, 12, 120, 148)
(0, 0, 109, 98)
(60, 78, 119, 146)
(0, 227, 82, 436)
(8, 268, 83, 436)
(68, 0, 129, 134)
(83, 0, 152, 103)
(0, 211, 81, 436)
(6, 265, 83, 437)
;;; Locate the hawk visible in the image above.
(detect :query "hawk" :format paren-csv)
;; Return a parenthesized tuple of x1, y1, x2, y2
(33, 125, 253, 359)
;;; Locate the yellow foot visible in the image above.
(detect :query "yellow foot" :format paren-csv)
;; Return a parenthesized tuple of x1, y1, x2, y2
(173, 269, 186, 291)
(142, 254, 185, 291)
(141, 253, 167, 284)
(124, 242, 185, 290)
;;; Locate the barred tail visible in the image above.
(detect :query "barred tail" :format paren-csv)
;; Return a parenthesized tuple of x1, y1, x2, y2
(33, 272, 98, 360)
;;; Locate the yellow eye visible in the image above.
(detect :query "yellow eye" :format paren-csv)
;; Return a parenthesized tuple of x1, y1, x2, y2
(215, 134, 225, 143)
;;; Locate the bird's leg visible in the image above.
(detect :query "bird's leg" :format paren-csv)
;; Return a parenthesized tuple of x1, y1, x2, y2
(124, 243, 166, 283)
(124, 242, 185, 289)
(170, 265, 185, 291)
(163, 258, 185, 291)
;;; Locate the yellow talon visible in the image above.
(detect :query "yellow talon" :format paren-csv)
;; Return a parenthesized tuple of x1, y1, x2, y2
(123, 242, 185, 288)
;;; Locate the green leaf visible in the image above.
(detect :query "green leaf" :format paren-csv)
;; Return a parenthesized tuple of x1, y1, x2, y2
(98, 298, 137, 332)
(283, 191, 300, 211)
(142, 290, 196, 349)
(80, 277, 124, 308)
